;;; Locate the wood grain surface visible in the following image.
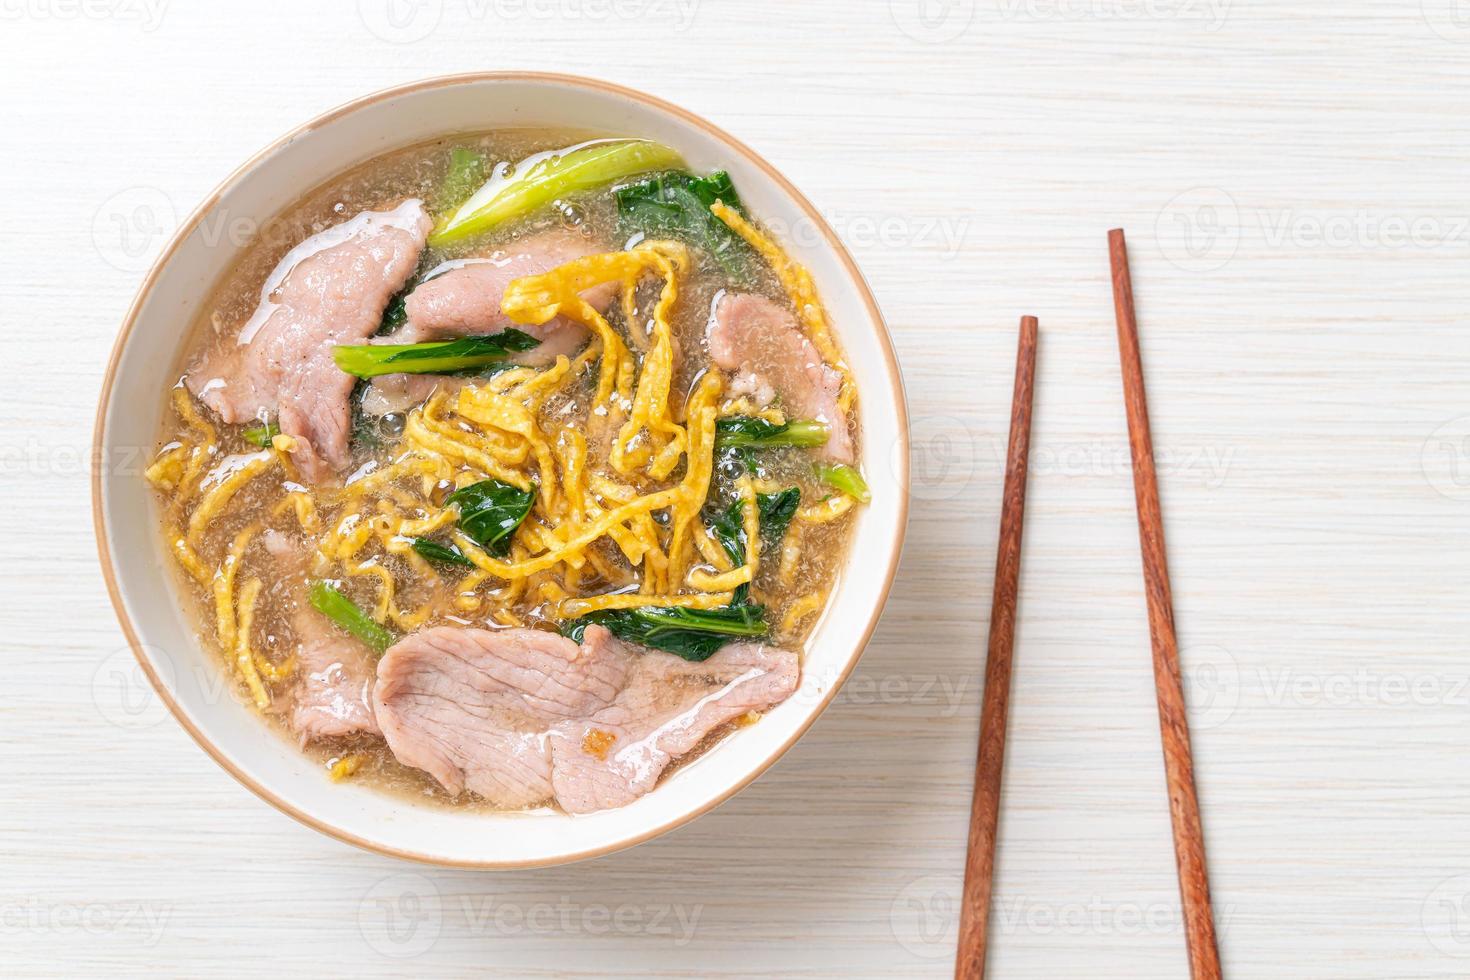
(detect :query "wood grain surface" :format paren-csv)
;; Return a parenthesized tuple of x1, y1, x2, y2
(4, 2, 1470, 977)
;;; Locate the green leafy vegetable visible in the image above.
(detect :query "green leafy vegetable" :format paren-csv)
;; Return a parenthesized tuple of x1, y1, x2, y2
(704, 489, 802, 565)
(758, 487, 800, 546)
(715, 415, 829, 450)
(447, 479, 535, 557)
(409, 538, 475, 568)
(430, 139, 685, 247)
(308, 581, 394, 653)
(616, 170, 753, 278)
(565, 486, 792, 661)
(242, 420, 279, 447)
(434, 146, 487, 214)
(332, 330, 540, 379)
(704, 497, 754, 605)
(704, 487, 800, 605)
(563, 604, 768, 662)
(705, 499, 742, 564)
(815, 462, 871, 503)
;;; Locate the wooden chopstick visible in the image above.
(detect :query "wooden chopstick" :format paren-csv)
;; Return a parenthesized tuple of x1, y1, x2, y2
(1108, 229, 1222, 980)
(954, 315, 1038, 980)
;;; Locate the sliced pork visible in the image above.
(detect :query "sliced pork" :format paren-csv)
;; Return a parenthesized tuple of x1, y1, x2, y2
(263, 530, 380, 743)
(373, 626, 628, 807)
(372, 625, 799, 813)
(362, 227, 618, 414)
(548, 629, 800, 814)
(187, 200, 431, 482)
(393, 227, 617, 348)
(290, 622, 381, 743)
(706, 292, 853, 462)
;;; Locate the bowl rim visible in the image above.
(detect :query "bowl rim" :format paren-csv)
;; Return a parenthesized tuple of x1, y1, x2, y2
(92, 70, 910, 868)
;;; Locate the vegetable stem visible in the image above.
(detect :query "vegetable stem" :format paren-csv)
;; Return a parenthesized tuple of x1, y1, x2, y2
(714, 416, 829, 450)
(333, 330, 540, 379)
(308, 581, 394, 653)
(242, 420, 280, 447)
(815, 462, 871, 503)
(434, 146, 487, 214)
(430, 139, 685, 247)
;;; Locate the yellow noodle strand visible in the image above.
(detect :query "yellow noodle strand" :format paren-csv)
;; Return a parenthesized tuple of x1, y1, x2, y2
(329, 754, 367, 781)
(173, 385, 217, 444)
(272, 491, 319, 533)
(500, 243, 691, 480)
(233, 577, 270, 708)
(171, 536, 209, 584)
(692, 521, 734, 571)
(779, 522, 804, 587)
(799, 494, 856, 524)
(560, 590, 736, 617)
(720, 397, 785, 425)
(145, 443, 190, 491)
(210, 525, 268, 708)
(781, 591, 826, 637)
(403, 413, 527, 489)
(665, 372, 723, 590)
(687, 475, 759, 591)
(187, 451, 276, 547)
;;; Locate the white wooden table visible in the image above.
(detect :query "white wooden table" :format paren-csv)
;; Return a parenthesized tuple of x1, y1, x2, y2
(5, 2, 1469, 976)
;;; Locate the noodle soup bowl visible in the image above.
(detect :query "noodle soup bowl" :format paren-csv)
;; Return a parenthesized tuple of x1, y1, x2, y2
(93, 73, 908, 867)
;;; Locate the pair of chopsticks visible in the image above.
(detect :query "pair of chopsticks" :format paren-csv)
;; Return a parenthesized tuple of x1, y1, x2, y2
(953, 231, 1222, 979)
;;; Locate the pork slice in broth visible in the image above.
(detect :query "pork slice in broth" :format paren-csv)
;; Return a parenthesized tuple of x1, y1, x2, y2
(372, 626, 630, 808)
(548, 628, 800, 815)
(291, 621, 382, 744)
(186, 200, 431, 482)
(707, 292, 853, 462)
(360, 228, 618, 416)
(262, 531, 381, 743)
(396, 227, 617, 349)
(372, 625, 798, 813)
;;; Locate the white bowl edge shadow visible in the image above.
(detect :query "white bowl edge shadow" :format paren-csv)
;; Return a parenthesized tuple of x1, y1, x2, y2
(96, 73, 909, 867)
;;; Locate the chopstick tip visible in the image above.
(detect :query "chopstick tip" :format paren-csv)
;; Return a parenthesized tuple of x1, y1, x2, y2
(1108, 229, 1131, 272)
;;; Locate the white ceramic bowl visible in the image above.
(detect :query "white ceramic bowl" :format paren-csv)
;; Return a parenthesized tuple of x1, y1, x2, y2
(93, 73, 909, 867)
